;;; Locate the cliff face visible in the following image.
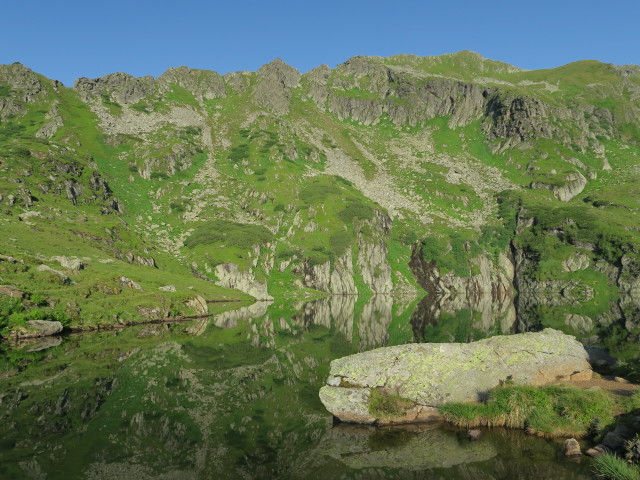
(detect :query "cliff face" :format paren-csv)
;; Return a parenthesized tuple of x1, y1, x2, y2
(0, 52, 639, 327)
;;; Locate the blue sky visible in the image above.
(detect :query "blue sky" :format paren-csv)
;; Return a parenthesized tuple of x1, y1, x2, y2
(2, 0, 639, 85)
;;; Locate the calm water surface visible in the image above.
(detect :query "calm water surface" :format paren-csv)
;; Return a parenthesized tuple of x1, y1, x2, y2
(3, 293, 636, 479)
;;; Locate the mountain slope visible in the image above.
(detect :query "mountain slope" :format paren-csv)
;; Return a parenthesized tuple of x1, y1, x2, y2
(1, 52, 639, 334)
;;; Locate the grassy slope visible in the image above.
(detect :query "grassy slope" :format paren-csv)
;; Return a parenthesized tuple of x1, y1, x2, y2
(0, 52, 638, 332)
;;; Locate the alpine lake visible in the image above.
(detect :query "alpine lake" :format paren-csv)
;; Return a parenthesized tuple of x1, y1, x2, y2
(2, 292, 638, 480)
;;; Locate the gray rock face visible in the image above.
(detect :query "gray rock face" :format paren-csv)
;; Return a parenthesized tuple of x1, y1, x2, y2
(530, 172, 588, 202)
(565, 314, 594, 334)
(24, 320, 64, 337)
(36, 264, 72, 284)
(302, 251, 357, 295)
(214, 262, 273, 301)
(0, 63, 49, 121)
(157, 66, 226, 101)
(252, 58, 301, 115)
(74, 72, 155, 105)
(185, 295, 208, 315)
(357, 213, 394, 293)
(117, 276, 142, 290)
(319, 329, 591, 424)
(410, 245, 516, 332)
(563, 252, 591, 272)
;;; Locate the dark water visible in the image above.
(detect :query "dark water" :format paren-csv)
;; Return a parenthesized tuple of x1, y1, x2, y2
(2, 293, 636, 479)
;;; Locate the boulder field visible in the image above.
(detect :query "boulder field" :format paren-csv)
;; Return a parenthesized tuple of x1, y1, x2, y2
(319, 329, 592, 425)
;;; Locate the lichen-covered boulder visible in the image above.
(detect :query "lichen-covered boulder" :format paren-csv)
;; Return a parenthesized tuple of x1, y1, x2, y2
(20, 320, 64, 338)
(320, 329, 591, 424)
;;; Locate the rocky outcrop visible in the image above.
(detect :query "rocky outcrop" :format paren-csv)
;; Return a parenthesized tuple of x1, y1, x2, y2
(301, 251, 357, 295)
(74, 72, 155, 105)
(214, 263, 273, 301)
(51, 255, 84, 271)
(410, 244, 516, 330)
(565, 314, 594, 334)
(302, 55, 616, 154)
(117, 276, 142, 290)
(252, 59, 301, 115)
(319, 329, 591, 424)
(19, 320, 64, 338)
(0, 285, 26, 298)
(531, 172, 588, 202)
(36, 264, 72, 284)
(319, 67, 490, 128)
(563, 252, 591, 272)
(619, 255, 640, 291)
(157, 66, 226, 101)
(0, 63, 51, 120)
(185, 295, 208, 315)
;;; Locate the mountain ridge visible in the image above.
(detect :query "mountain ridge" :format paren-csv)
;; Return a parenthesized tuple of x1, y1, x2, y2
(0, 52, 638, 338)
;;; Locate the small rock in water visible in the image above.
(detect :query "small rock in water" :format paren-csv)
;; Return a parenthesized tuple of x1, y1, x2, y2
(563, 438, 582, 456)
(467, 430, 481, 441)
(585, 445, 606, 458)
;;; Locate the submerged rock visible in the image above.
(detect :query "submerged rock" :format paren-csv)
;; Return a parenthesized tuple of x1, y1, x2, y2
(319, 329, 592, 424)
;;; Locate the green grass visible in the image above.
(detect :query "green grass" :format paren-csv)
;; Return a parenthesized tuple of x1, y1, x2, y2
(593, 454, 640, 480)
(0, 54, 639, 331)
(368, 389, 414, 418)
(439, 384, 617, 437)
(185, 220, 273, 249)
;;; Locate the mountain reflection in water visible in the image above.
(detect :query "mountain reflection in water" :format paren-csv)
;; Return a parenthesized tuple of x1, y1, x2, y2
(2, 291, 637, 479)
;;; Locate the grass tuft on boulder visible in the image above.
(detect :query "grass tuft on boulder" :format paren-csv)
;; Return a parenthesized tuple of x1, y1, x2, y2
(368, 389, 414, 418)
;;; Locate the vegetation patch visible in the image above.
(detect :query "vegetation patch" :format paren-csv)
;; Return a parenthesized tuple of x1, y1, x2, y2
(439, 384, 617, 437)
(185, 220, 273, 249)
(368, 389, 414, 418)
(593, 453, 640, 480)
(299, 183, 340, 204)
(338, 198, 374, 223)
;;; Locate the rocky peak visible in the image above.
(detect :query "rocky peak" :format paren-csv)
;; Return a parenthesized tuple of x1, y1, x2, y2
(0, 62, 49, 103)
(157, 66, 226, 101)
(257, 58, 300, 87)
(74, 72, 155, 105)
(252, 58, 301, 115)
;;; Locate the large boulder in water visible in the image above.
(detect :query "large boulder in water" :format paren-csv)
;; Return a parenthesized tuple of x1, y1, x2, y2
(319, 329, 592, 424)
